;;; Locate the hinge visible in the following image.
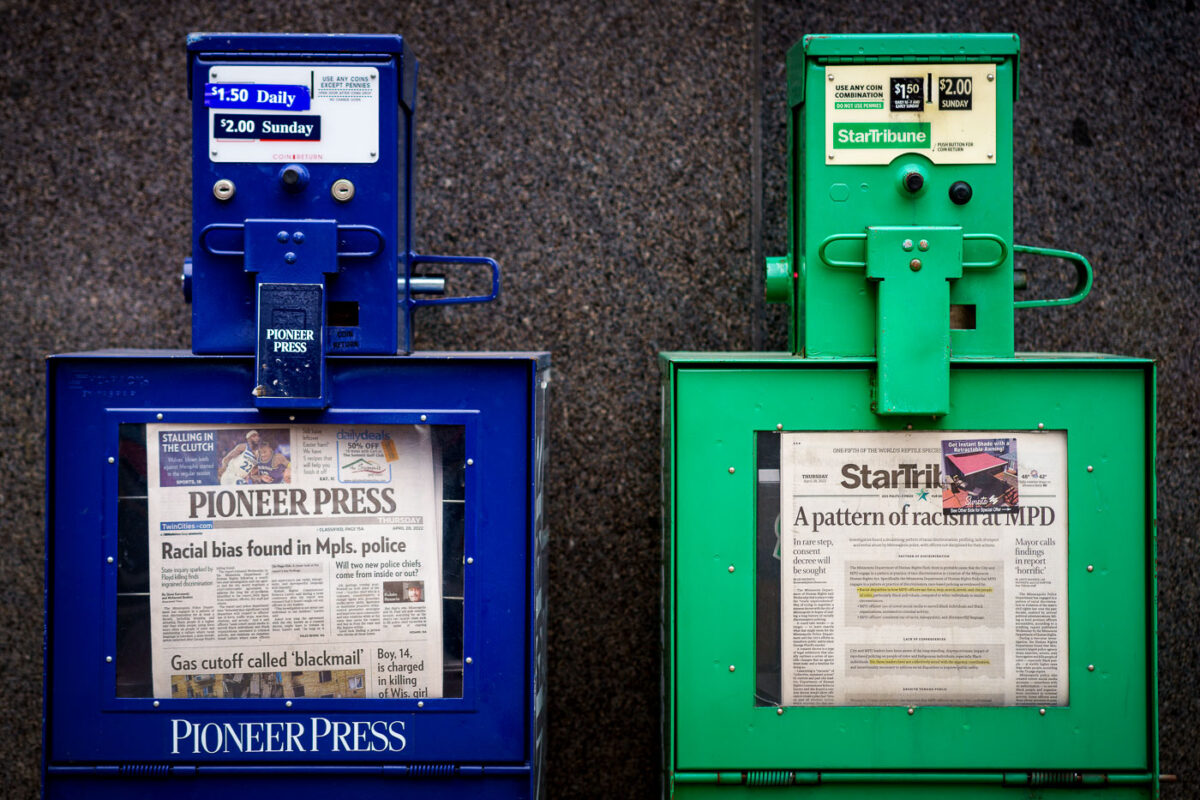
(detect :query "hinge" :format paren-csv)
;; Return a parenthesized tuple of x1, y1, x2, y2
(672, 770, 1154, 788)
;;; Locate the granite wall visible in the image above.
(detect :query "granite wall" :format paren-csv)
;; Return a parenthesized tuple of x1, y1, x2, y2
(2, 1, 1195, 796)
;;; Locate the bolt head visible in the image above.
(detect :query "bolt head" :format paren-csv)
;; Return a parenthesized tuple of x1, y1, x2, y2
(1087, 565, 1094, 572)
(1087, 465, 1094, 472)
(902, 239, 914, 251)
(466, 657, 473, 665)
(106, 656, 113, 663)
(728, 466, 736, 474)
(277, 230, 290, 243)
(909, 258, 922, 271)
(918, 240, 929, 251)
(286, 700, 292, 707)
(107, 456, 115, 464)
(153, 700, 160, 707)
(728, 665, 735, 672)
(776, 708, 784, 715)
(292, 231, 305, 244)
(466, 458, 474, 466)
(1039, 708, 1046, 716)
(1037, 423, 1045, 430)
(776, 423, 783, 430)
(107, 556, 114, 564)
(284, 252, 297, 264)
(1088, 664, 1095, 671)
(907, 707, 915, 715)
(728, 565, 735, 573)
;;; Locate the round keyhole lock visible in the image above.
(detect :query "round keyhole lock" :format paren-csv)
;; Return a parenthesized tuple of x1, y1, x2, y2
(331, 179, 356, 203)
(212, 179, 235, 201)
(949, 180, 973, 205)
(903, 171, 924, 193)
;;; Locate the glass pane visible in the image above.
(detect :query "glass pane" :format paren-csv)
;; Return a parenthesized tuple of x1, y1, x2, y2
(116, 422, 467, 700)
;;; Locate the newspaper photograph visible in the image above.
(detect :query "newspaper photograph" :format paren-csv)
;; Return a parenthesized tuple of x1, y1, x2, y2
(146, 423, 444, 700)
(779, 430, 1067, 708)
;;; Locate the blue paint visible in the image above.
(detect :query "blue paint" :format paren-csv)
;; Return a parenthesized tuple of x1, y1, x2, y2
(204, 83, 311, 111)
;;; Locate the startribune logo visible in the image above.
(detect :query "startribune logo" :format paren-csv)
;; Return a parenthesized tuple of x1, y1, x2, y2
(833, 122, 931, 149)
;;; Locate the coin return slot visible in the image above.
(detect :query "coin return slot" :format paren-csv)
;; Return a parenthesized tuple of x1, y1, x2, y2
(327, 301, 360, 327)
(950, 304, 977, 330)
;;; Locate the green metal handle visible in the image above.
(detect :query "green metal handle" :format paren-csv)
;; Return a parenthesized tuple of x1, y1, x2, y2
(818, 233, 867, 269)
(1012, 244, 1093, 308)
(962, 233, 1008, 269)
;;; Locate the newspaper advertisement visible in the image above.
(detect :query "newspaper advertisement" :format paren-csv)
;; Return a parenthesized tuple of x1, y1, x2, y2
(779, 431, 1067, 707)
(146, 423, 443, 700)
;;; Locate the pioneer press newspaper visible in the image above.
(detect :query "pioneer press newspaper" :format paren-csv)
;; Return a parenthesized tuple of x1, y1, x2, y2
(779, 431, 1068, 707)
(147, 423, 444, 700)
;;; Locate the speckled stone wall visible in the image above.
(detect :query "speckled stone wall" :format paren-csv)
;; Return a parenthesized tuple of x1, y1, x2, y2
(1, 1, 1195, 797)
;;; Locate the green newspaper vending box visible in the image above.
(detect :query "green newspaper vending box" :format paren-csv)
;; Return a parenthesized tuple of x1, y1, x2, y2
(661, 34, 1158, 799)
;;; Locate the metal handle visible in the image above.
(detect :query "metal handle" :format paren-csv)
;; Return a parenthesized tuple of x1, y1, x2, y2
(1012, 244, 1093, 308)
(199, 223, 385, 260)
(962, 233, 1008, 269)
(408, 254, 500, 306)
(198, 223, 246, 257)
(335, 224, 385, 259)
(818, 234, 867, 269)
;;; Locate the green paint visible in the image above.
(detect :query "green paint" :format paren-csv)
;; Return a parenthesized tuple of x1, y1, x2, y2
(661, 355, 1157, 798)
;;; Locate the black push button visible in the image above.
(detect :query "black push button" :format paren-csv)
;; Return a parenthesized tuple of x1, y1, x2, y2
(949, 180, 973, 205)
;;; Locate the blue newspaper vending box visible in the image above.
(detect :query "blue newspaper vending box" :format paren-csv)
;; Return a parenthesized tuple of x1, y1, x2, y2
(44, 34, 548, 799)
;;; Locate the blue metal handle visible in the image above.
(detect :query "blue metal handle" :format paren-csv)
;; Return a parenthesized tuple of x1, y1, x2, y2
(1012, 244, 1093, 308)
(199, 223, 386, 260)
(198, 223, 246, 257)
(408, 253, 501, 306)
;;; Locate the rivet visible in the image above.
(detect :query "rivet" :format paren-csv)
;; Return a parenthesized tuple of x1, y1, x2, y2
(1087, 465, 1094, 472)
(417, 700, 425, 708)
(902, 239, 914, 251)
(907, 707, 915, 715)
(286, 700, 293, 708)
(909, 258, 922, 271)
(466, 557, 474, 565)
(466, 657, 473, 665)
(1037, 423, 1045, 430)
(212, 179, 235, 201)
(284, 252, 297, 264)
(987, 153, 994, 159)
(153, 700, 160, 708)
(729, 665, 736, 672)
(292, 231, 305, 244)
(466, 458, 474, 466)
(1087, 564, 1094, 572)
(728, 467, 736, 474)
(420, 414, 427, 421)
(776, 423, 783, 430)
(289, 415, 295, 421)
(987, 73, 995, 81)
(1088, 664, 1095, 672)
(1039, 708, 1046, 716)
(828, 73, 835, 81)
(828, 153, 834, 160)
(277, 231, 290, 243)
(107, 456, 115, 464)
(906, 424, 913, 430)
(918, 240, 929, 251)
(106, 656, 113, 663)
(776, 708, 784, 715)
(728, 565, 735, 573)
(156, 413, 163, 420)
(107, 556, 114, 564)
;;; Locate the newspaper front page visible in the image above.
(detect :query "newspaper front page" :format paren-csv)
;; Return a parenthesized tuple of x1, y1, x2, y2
(779, 431, 1067, 707)
(146, 423, 443, 700)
